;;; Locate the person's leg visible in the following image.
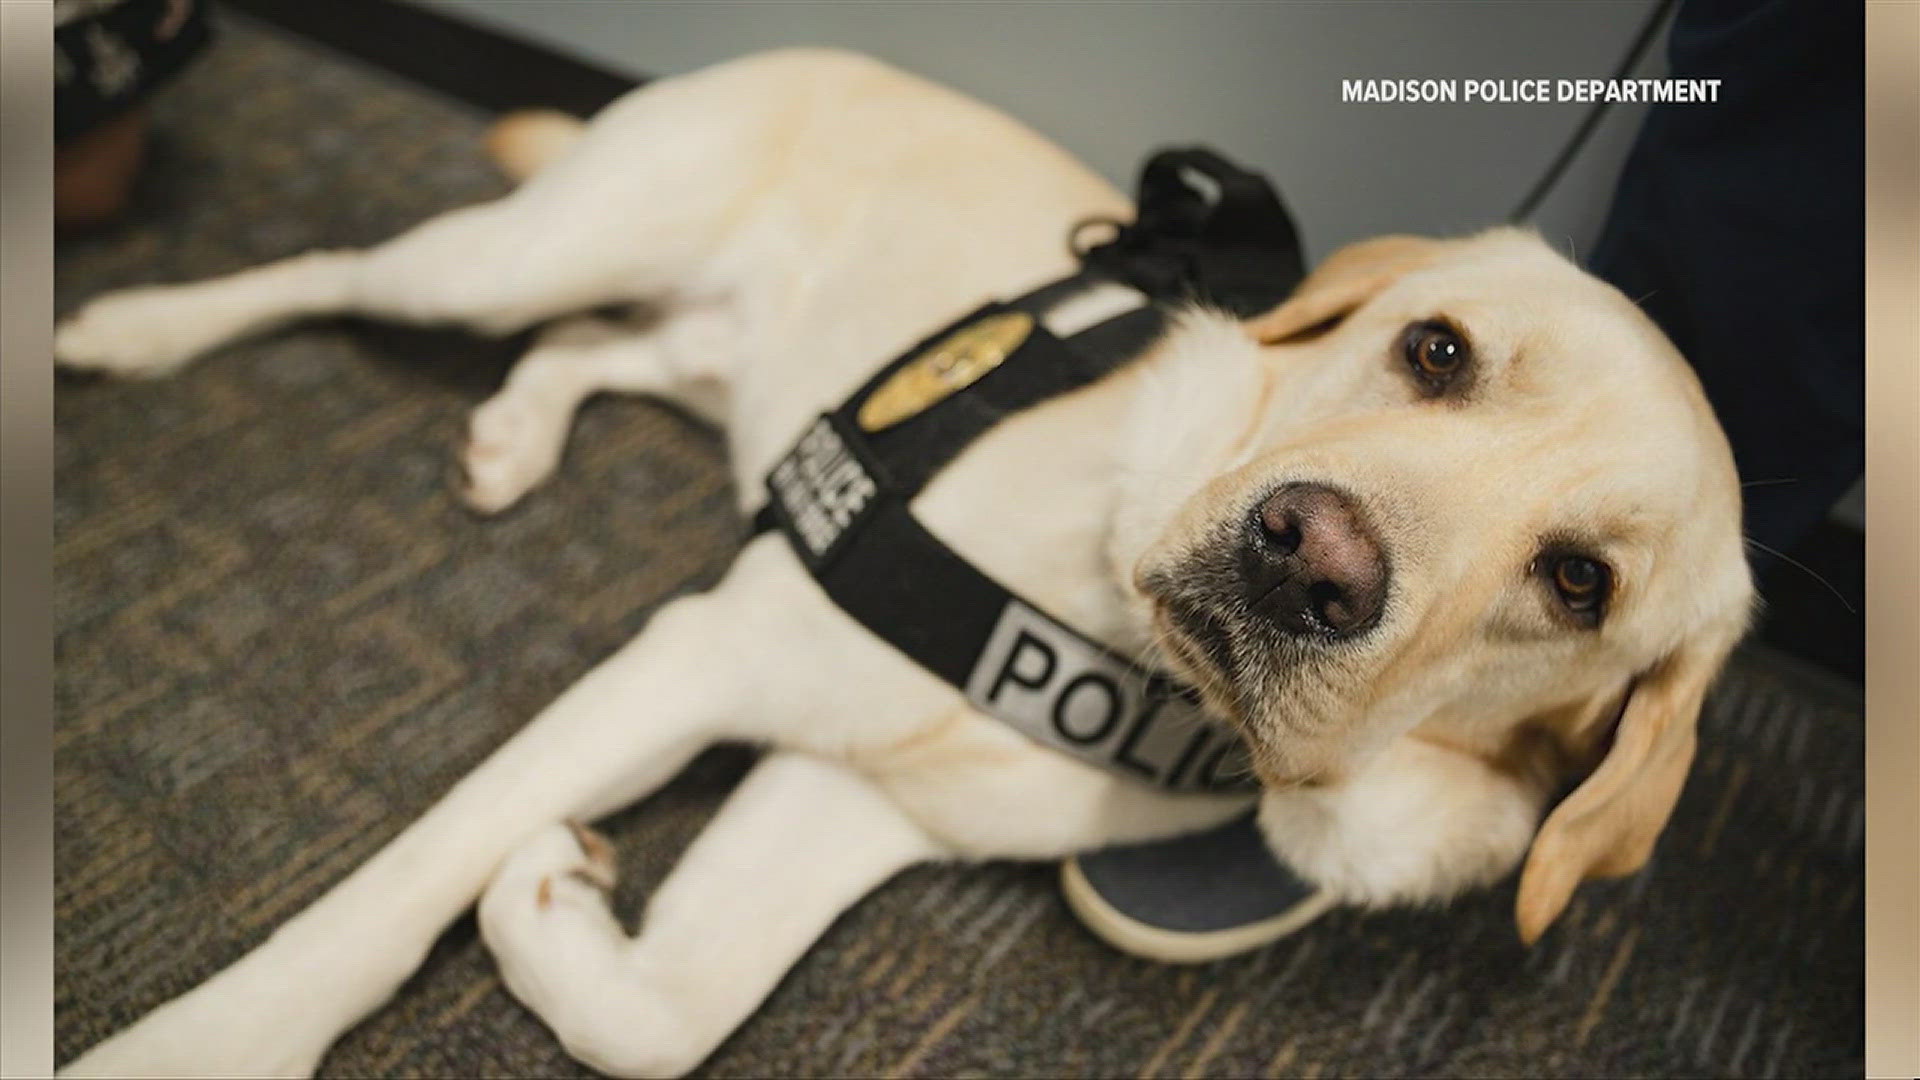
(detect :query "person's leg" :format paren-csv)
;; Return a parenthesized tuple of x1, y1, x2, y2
(1588, 0, 1863, 558)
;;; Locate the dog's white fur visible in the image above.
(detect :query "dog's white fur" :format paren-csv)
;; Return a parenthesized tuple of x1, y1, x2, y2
(55, 49, 1752, 1078)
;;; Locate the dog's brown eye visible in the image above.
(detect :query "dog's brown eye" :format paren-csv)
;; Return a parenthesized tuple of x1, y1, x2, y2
(1543, 553, 1610, 625)
(1401, 321, 1468, 390)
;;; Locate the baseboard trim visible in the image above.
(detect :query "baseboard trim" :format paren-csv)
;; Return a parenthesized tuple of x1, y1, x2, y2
(219, 0, 641, 116)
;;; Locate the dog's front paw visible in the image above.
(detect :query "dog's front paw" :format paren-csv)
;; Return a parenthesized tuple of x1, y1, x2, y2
(479, 822, 624, 1002)
(55, 288, 224, 378)
(459, 398, 565, 514)
(480, 824, 703, 1078)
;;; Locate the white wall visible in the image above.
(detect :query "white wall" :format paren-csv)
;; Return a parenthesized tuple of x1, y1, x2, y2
(410, 0, 1665, 263)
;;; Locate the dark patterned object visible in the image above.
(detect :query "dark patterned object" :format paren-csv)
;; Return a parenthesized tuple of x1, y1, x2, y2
(56, 0, 214, 142)
(55, 14, 1864, 1078)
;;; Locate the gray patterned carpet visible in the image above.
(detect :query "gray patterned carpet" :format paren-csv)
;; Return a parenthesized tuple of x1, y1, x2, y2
(54, 12, 1865, 1078)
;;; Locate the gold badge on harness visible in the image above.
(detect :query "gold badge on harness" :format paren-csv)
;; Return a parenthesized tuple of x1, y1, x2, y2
(857, 310, 1035, 432)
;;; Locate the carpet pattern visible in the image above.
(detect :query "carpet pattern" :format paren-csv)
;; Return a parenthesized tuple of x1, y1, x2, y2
(54, 12, 1865, 1077)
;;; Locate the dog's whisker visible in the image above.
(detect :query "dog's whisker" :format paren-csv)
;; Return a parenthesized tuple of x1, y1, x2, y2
(1742, 536, 1856, 614)
(1208, 754, 1259, 784)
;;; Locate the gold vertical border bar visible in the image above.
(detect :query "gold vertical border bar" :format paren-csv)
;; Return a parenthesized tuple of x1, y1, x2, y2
(1865, 2, 1919, 1077)
(0, 1, 56, 1077)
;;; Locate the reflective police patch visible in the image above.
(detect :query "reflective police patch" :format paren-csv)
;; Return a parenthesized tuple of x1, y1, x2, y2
(767, 415, 879, 566)
(965, 599, 1255, 793)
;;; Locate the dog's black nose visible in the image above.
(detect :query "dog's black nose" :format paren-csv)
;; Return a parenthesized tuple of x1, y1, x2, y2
(1242, 482, 1388, 638)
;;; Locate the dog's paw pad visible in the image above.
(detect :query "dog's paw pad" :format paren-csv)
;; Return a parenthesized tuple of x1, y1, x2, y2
(566, 820, 618, 889)
(458, 401, 560, 514)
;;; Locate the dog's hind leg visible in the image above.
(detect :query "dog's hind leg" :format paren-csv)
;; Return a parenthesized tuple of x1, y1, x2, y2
(478, 750, 947, 1078)
(53, 191, 651, 379)
(56, 549, 792, 1079)
(461, 304, 739, 514)
(54, 64, 784, 379)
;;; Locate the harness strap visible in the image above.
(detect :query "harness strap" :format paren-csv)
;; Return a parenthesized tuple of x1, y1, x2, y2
(750, 148, 1305, 794)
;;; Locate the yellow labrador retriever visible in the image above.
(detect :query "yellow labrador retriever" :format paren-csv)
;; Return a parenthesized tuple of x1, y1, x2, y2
(54, 48, 1753, 1078)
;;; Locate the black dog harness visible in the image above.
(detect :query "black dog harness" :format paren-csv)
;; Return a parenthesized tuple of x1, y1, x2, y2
(753, 149, 1306, 795)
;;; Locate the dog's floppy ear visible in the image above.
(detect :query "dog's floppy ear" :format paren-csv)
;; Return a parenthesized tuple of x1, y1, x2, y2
(1245, 234, 1449, 344)
(1513, 639, 1731, 943)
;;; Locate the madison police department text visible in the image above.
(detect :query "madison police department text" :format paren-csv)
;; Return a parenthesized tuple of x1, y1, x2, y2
(1343, 78, 1723, 104)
